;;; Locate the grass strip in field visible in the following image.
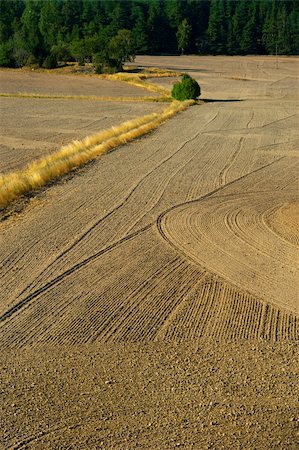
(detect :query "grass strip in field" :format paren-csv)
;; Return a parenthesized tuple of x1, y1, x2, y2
(0, 92, 171, 103)
(102, 73, 171, 96)
(0, 100, 194, 208)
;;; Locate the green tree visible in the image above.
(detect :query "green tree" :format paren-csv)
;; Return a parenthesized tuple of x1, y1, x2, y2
(21, 0, 44, 60)
(0, 0, 24, 42)
(207, 0, 226, 54)
(276, 3, 291, 55)
(288, 2, 299, 54)
(39, 0, 60, 49)
(93, 29, 135, 73)
(241, 2, 260, 54)
(262, 1, 278, 54)
(0, 41, 14, 67)
(232, 0, 250, 54)
(131, 5, 148, 54)
(69, 39, 87, 65)
(147, 0, 162, 53)
(109, 29, 135, 71)
(172, 74, 200, 100)
(177, 19, 192, 54)
(42, 53, 57, 69)
(51, 43, 71, 63)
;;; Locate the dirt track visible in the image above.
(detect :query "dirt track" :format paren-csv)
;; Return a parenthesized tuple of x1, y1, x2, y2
(0, 56, 298, 448)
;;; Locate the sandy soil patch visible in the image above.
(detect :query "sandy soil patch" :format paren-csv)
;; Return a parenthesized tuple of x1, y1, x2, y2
(0, 56, 298, 448)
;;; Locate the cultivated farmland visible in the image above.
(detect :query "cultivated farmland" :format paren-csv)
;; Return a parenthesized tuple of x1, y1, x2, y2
(0, 70, 162, 174)
(0, 56, 298, 449)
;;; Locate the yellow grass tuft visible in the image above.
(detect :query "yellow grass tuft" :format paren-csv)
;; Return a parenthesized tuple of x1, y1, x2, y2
(0, 100, 194, 209)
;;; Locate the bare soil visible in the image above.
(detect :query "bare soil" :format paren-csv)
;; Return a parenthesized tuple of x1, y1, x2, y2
(0, 95, 160, 173)
(0, 56, 298, 449)
(0, 69, 157, 97)
(1, 342, 298, 450)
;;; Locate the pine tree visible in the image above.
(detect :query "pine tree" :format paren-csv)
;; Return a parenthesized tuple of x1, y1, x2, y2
(39, 0, 60, 49)
(241, 1, 260, 54)
(0, 0, 298, 66)
(177, 19, 192, 54)
(262, 1, 278, 54)
(288, 1, 299, 54)
(131, 5, 149, 54)
(147, 0, 162, 53)
(207, 0, 226, 54)
(21, 0, 44, 60)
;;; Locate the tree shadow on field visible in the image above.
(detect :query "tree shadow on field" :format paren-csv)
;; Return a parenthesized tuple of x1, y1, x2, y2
(203, 98, 244, 103)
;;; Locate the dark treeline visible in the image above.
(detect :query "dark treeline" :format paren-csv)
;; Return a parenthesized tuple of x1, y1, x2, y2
(0, 0, 298, 70)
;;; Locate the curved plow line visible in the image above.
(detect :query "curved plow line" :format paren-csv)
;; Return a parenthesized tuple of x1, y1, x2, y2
(0, 100, 194, 208)
(0, 92, 171, 103)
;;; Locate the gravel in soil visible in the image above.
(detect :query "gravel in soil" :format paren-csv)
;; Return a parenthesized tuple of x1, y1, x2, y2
(1, 341, 298, 450)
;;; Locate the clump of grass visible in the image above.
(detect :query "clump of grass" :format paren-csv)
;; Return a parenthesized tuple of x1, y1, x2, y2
(0, 100, 193, 208)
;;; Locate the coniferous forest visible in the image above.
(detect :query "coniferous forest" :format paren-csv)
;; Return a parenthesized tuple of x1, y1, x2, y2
(0, 0, 298, 70)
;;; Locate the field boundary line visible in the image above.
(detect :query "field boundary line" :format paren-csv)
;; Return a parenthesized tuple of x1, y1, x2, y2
(0, 92, 171, 103)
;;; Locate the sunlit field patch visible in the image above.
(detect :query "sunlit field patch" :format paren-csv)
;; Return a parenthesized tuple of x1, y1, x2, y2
(0, 100, 193, 209)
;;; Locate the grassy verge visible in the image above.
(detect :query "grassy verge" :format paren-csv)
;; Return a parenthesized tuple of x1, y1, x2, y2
(0, 100, 194, 209)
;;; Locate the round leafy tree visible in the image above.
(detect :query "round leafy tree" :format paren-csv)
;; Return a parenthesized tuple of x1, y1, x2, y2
(171, 74, 201, 101)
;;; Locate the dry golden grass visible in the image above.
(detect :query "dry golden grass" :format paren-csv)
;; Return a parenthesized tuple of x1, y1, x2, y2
(0, 100, 193, 208)
(227, 76, 252, 81)
(0, 64, 179, 99)
(0, 92, 171, 102)
(101, 67, 182, 97)
(101, 73, 172, 96)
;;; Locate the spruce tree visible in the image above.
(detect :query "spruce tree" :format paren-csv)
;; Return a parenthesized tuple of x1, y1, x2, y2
(177, 19, 192, 54)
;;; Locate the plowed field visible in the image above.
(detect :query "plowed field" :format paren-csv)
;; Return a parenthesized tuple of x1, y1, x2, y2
(1, 56, 298, 449)
(0, 71, 160, 174)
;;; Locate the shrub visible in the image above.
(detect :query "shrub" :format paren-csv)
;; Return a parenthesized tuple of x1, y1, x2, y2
(171, 73, 201, 101)
(25, 54, 39, 67)
(51, 44, 71, 63)
(42, 54, 57, 69)
(92, 52, 119, 74)
(13, 47, 29, 68)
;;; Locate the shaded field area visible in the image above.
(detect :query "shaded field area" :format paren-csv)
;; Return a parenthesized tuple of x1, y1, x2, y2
(0, 56, 298, 449)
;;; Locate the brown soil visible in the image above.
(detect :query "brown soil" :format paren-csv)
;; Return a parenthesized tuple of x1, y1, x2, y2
(1, 342, 298, 450)
(1, 56, 299, 449)
(0, 95, 160, 173)
(266, 202, 299, 246)
(0, 70, 157, 97)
